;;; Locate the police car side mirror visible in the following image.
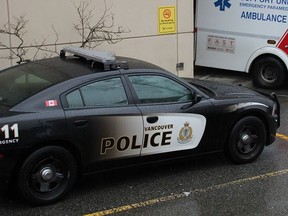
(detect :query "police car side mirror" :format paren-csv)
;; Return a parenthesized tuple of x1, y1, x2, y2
(192, 91, 202, 104)
(181, 92, 202, 110)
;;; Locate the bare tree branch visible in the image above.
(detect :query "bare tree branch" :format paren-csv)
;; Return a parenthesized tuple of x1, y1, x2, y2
(32, 25, 60, 60)
(0, 0, 131, 66)
(0, 14, 29, 63)
(73, 0, 130, 48)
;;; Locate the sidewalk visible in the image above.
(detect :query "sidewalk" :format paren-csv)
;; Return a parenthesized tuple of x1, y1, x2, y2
(194, 66, 254, 88)
(193, 66, 288, 96)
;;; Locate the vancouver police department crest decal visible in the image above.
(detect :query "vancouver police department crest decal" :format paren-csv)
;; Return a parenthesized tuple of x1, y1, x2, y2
(177, 122, 193, 144)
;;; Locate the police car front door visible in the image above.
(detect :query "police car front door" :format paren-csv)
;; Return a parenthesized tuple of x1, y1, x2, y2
(141, 113, 206, 155)
(128, 74, 207, 155)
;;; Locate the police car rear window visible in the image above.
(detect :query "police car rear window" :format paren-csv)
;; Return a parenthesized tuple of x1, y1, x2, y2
(0, 63, 69, 107)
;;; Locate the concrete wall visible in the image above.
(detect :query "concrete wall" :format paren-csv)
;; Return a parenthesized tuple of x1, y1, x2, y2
(0, 0, 194, 77)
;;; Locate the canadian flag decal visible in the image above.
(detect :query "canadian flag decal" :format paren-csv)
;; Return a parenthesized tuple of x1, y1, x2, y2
(45, 100, 58, 107)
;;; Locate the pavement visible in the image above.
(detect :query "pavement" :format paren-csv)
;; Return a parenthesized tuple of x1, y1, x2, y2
(194, 66, 288, 97)
(194, 66, 254, 87)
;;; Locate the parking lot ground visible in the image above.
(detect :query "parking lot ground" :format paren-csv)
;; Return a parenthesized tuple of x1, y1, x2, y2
(194, 66, 254, 87)
(1, 67, 288, 216)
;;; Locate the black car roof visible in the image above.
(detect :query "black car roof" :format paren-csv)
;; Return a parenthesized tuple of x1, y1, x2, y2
(1, 47, 166, 81)
(25, 54, 165, 79)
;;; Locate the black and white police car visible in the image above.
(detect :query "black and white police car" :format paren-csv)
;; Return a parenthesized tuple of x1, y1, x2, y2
(0, 47, 280, 205)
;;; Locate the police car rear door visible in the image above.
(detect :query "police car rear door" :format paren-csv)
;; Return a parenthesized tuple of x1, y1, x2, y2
(63, 76, 144, 162)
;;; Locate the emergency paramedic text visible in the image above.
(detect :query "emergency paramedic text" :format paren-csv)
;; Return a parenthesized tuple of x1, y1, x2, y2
(240, 0, 288, 23)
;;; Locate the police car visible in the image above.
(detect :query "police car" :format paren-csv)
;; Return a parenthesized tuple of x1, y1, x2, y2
(0, 47, 280, 205)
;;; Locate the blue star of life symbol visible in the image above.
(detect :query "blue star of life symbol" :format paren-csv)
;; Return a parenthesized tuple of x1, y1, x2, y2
(214, 0, 231, 11)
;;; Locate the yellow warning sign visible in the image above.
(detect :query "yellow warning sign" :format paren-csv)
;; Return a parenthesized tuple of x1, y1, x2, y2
(158, 6, 176, 34)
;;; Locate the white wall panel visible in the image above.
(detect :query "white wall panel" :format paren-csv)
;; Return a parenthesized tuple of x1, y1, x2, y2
(0, 0, 194, 76)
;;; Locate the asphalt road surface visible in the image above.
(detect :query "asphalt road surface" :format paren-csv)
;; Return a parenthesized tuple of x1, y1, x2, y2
(1, 68, 288, 216)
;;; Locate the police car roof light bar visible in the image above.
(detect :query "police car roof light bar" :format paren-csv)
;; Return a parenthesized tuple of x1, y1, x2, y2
(61, 47, 116, 63)
(60, 47, 129, 70)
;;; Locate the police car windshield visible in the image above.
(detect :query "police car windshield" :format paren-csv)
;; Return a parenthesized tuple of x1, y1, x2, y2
(0, 63, 69, 107)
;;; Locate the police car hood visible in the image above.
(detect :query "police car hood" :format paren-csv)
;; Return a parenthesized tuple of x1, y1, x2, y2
(187, 79, 262, 99)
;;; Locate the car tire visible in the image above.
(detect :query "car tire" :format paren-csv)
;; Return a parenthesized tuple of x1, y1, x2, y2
(17, 146, 77, 205)
(252, 56, 287, 89)
(227, 116, 266, 164)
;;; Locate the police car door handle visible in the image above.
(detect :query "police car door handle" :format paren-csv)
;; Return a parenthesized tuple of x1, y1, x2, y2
(73, 120, 88, 127)
(146, 116, 158, 124)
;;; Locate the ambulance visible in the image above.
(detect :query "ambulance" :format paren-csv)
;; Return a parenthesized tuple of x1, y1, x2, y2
(195, 0, 288, 89)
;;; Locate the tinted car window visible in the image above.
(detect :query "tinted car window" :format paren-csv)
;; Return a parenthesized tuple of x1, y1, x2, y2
(0, 63, 69, 107)
(129, 75, 192, 103)
(67, 77, 128, 107)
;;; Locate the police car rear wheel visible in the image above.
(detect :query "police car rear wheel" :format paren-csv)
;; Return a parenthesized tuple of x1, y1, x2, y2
(227, 116, 266, 164)
(17, 146, 77, 205)
(252, 56, 286, 89)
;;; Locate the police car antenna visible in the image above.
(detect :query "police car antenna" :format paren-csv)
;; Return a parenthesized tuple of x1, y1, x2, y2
(60, 47, 129, 70)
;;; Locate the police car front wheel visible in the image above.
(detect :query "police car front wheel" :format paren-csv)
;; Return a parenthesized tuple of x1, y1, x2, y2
(17, 146, 77, 205)
(227, 116, 266, 164)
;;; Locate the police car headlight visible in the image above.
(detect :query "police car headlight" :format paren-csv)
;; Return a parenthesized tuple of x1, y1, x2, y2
(272, 103, 278, 118)
(272, 102, 279, 123)
(269, 93, 280, 127)
(272, 103, 277, 117)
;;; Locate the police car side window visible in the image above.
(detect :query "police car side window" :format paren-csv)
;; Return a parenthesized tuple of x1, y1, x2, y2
(66, 89, 84, 107)
(129, 75, 192, 104)
(66, 78, 128, 107)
